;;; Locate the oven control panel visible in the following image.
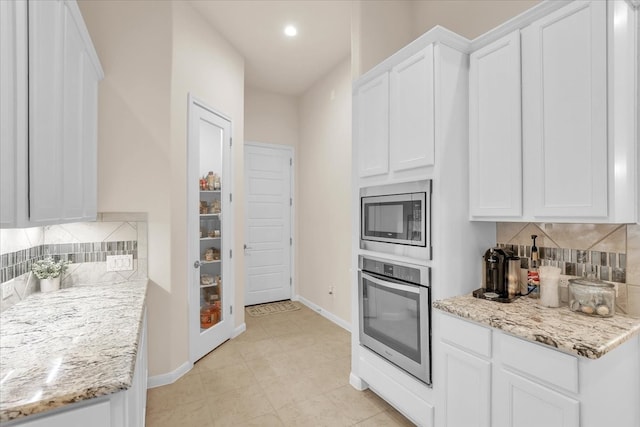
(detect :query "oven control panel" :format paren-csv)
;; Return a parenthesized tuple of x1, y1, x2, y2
(360, 256, 428, 286)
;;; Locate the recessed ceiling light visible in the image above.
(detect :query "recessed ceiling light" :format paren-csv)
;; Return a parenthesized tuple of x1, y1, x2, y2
(284, 25, 297, 37)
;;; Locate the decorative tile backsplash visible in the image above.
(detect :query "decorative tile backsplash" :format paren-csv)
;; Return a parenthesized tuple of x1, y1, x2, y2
(497, 222, 640, 317)
(0, 213, 148, 312)
(0, 241, 137, 283)
(497, 243, 626, 283)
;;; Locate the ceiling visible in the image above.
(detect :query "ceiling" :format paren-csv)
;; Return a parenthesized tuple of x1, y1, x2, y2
(188, 0, 352, 96)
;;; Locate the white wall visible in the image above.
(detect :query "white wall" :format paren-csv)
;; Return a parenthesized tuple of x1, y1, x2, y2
(78, 0, 175, 376)
(352, 0, 540, 78)
(351, 0, 414, 78)
(245, 87, 298, 147)
(411, 0, 540, 40)
(298, 58, 352, 323)
(78, 0, 245, 377)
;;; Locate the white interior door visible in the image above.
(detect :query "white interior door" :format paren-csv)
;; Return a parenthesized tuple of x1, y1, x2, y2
(188, 96, 233, 363)
(244, 143, 292, 306)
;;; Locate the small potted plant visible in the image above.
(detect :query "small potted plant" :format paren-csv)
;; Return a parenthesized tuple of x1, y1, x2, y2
(32, 257, 71, 292)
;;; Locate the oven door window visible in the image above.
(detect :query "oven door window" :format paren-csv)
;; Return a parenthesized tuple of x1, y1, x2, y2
(361, 275, 422, 363)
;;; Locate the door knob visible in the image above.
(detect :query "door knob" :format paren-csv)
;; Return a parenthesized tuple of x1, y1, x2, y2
(194, 260, 201, 269)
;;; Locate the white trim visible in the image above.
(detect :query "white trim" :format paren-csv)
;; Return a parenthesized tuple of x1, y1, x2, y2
(243, 141, 296, 304)
(147, 361, 192, 389)
(295, 295, 351, 332)
(232, 322, 246, 338)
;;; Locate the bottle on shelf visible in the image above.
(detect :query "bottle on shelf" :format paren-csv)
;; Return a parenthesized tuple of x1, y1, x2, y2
(527, 234, 540, 298)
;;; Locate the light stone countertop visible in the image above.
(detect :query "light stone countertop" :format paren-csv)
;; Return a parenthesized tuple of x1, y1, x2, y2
(0, 279, 147, 422)
(433, 294, 640, 359)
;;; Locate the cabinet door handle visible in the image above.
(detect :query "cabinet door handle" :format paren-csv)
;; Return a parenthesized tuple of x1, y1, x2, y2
(194, 260, 201, 269)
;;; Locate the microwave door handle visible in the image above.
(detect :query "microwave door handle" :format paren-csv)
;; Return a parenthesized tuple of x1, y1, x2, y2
(361, 272, 420, 295)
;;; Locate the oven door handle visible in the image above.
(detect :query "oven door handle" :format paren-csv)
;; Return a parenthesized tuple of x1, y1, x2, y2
(360, 272, 420, 294)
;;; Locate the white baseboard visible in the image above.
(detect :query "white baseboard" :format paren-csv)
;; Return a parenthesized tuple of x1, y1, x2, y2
(147, 360, 192, 389)
(233, 322, 246, 338)
(147, 323, 246, 389)
(295, 295, 351, 332)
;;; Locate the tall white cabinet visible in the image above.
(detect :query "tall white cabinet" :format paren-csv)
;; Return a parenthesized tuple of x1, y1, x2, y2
(351, 29, 497, 427)
(0, 0, 103, 228)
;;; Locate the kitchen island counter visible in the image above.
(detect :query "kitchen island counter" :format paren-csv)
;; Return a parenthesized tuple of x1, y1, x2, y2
(433, 293, 640, 359)
(0, 279, 147, 422)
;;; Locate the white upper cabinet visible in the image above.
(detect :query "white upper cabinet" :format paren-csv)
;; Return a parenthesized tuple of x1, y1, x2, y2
(356, 73, 390, 178)
(522, 0, 608, 220)
(469, 31, 522, 219)
(355, 45, 437, 182)
(470, 0, 638, 223)
(1, 0, 103, 228)
(390, 46, 435, 172)
(0, 0, 28, 228)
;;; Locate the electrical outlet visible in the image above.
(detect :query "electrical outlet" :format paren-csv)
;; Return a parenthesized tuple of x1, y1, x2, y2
(1, 281, 15, 300)
(106, 255, 134, 272)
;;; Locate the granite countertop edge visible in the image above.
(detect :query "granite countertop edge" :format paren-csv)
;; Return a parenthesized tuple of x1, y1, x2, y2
(433, 294, 640, 360)
(0, 279, 148, 423)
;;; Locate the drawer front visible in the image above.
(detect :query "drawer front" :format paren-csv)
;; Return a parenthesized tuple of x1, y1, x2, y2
(498, 332, 579, 394)
(440, 313, 492, 358)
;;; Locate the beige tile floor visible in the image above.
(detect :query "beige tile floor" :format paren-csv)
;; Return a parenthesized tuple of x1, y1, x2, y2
(146, 303, 415, 426)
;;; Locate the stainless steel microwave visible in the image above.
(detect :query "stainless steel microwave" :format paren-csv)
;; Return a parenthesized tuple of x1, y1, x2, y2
(360, 180, 431, 260)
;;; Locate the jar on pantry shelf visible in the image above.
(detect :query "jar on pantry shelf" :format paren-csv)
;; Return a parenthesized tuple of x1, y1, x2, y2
(207, 171, 215, 190)
(200, 304, 213, 328)
(568, 278, 615, 317)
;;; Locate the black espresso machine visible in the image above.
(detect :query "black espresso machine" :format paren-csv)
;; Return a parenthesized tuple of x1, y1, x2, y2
(473, 247, 518, 302)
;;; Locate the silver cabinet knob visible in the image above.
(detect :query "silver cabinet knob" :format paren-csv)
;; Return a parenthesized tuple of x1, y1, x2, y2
(194, 260, 201, 269)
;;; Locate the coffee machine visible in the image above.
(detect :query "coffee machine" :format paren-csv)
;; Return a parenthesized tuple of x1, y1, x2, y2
(482, 247, 510, 297)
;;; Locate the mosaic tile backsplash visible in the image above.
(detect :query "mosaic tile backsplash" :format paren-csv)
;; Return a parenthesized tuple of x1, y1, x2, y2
(497, 243, 626, 283)
(0, 213, 148, 311)
(0, 241, 137, 283)
(497, 222, 640, 317)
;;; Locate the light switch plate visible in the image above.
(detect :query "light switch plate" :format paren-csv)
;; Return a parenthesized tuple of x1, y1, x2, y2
(106, 255, 134, 272)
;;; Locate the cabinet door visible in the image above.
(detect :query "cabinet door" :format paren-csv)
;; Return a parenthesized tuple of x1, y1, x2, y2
(441, 343, 492, 427)
(28, 0, 99, 224)
(0, 0, 27, 227)
(495, 369, 579, 427)
(356, 73, 389, 178)
(469, 31, 522, 218)
(390, 46, 434, 172)
(28, 0, 65, 224)
(522, 0, 607, 219)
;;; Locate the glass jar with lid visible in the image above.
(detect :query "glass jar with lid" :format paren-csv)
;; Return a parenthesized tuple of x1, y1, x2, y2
(568, 278, 615, 317)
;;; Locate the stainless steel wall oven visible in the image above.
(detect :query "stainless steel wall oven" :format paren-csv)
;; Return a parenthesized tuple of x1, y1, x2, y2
(360, 180, 431, 260)
(358, 255, 431, 385)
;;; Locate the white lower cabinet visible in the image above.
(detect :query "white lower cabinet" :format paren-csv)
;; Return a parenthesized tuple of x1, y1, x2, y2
(494, 369, 579, 427)
(441, 343, 491, 427)
(437, 312, 640, 427)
